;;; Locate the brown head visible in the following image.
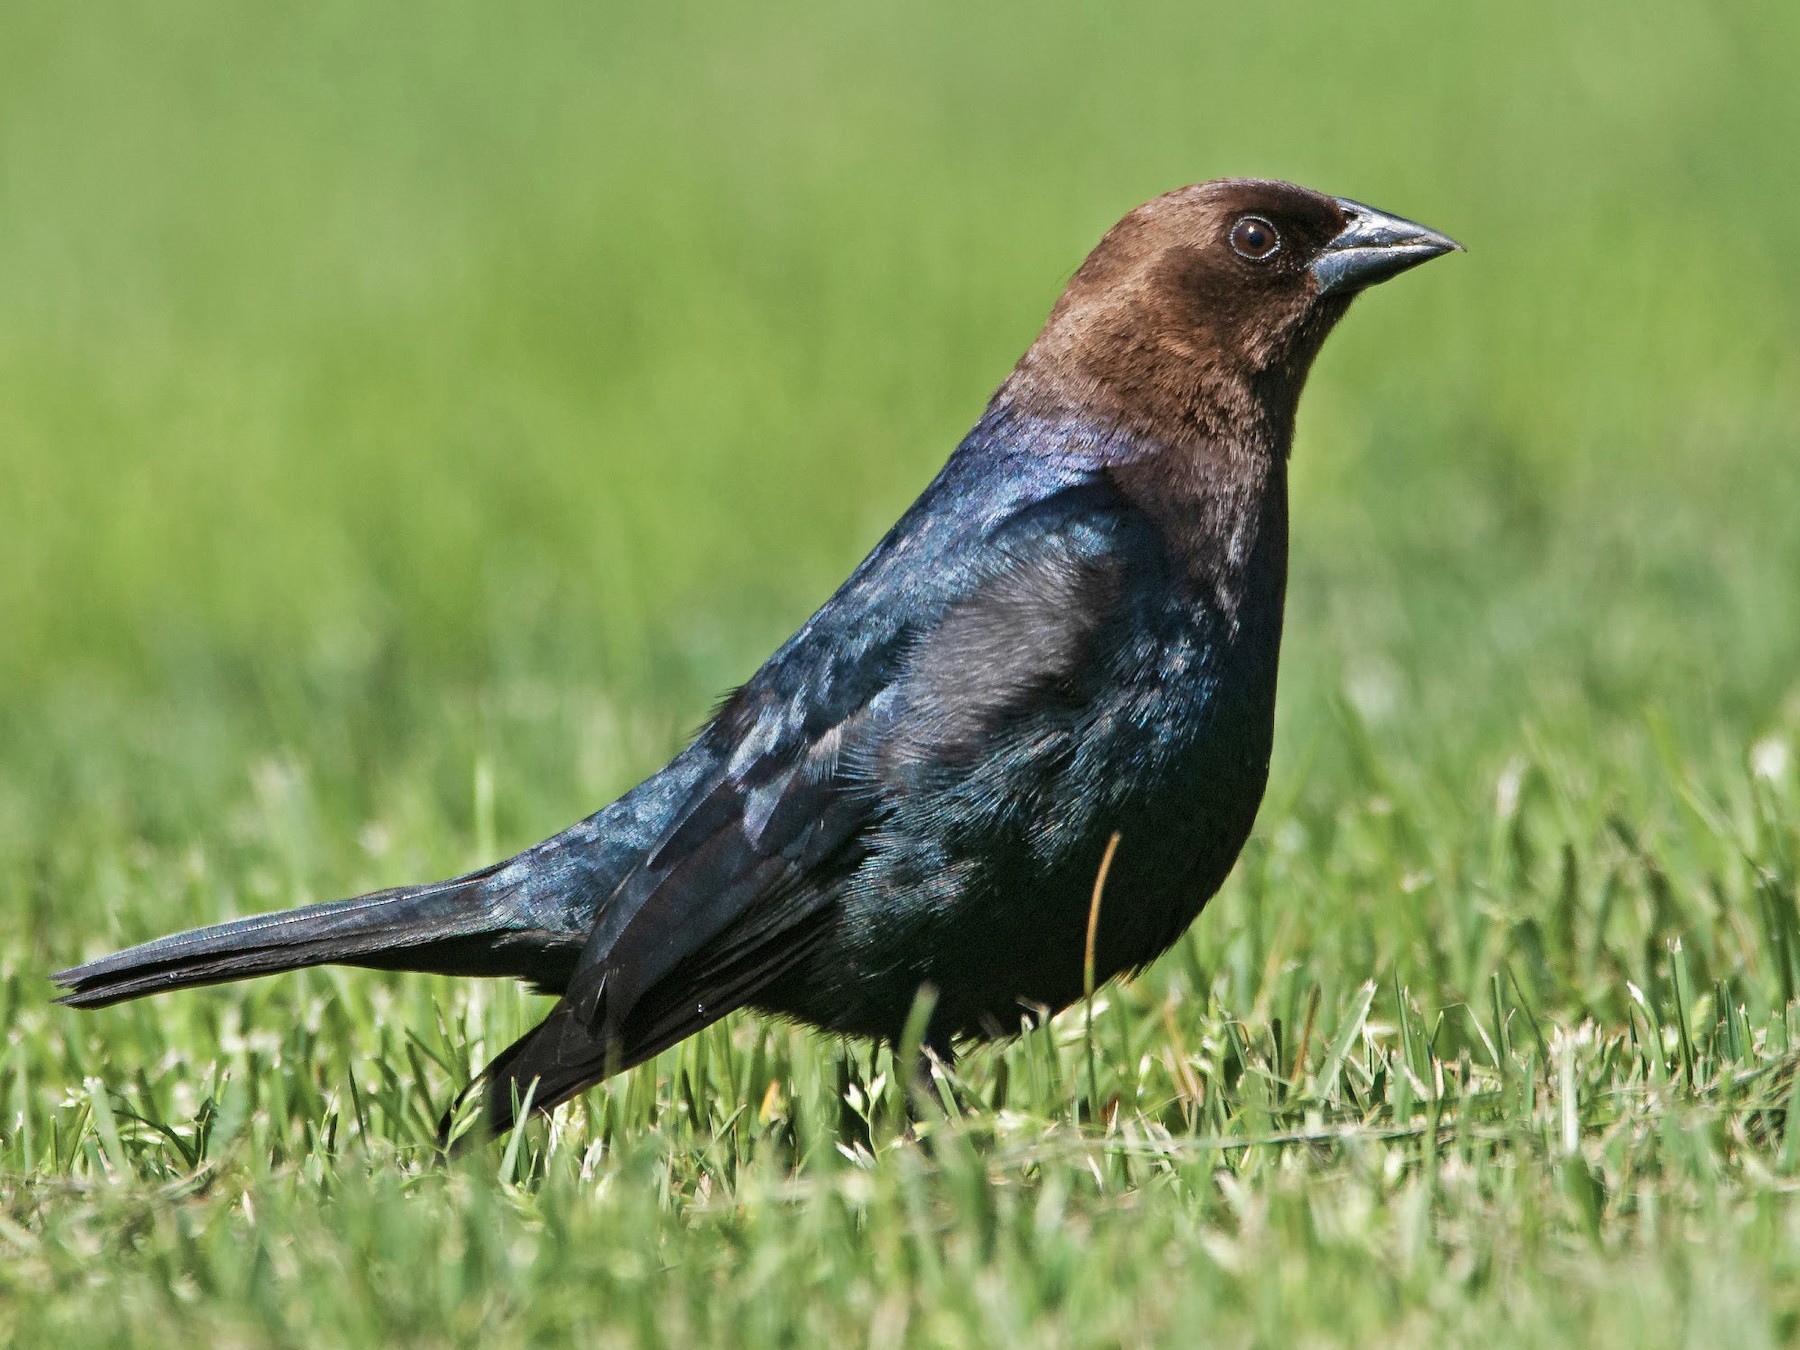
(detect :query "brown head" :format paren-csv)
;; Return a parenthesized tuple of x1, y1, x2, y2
(1006, 179, 1460, 452)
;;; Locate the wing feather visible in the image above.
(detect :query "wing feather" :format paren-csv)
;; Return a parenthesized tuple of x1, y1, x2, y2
(480, 475, 1135, 1127)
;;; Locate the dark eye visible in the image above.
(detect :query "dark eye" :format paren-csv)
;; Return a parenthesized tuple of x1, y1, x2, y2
(1229, 216, 1281, 261)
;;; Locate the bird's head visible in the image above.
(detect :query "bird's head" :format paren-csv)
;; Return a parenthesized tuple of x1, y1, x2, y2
(1010, 179, 1460, 450)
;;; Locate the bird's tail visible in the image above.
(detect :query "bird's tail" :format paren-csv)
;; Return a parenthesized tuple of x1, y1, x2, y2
(53, 861, 579, 1009)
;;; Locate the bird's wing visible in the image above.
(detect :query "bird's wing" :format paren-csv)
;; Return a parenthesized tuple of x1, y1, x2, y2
(482, 464, 1134, 1127)
(481, 703, 877, 1128)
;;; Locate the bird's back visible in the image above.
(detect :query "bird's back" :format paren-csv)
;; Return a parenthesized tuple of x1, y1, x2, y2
(726, 401, 1293, 1043)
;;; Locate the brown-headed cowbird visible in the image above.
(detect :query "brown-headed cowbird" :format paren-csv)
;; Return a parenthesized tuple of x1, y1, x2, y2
(56, 180, 1459, 1132)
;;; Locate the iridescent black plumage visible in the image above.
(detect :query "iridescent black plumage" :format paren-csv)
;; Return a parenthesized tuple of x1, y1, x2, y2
(55, 179, 1458, 1132)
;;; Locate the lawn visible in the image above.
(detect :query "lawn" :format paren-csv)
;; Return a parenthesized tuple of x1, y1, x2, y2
(4, 1, 1800, 1343)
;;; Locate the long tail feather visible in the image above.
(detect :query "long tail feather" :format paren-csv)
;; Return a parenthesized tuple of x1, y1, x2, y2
(53, 862, 580, 1008)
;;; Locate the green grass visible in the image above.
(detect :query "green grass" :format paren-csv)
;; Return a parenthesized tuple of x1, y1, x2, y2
(4, 0, 1800, 1342)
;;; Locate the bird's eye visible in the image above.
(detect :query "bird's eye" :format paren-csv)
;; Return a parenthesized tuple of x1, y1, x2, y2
(1229, 216, 1281, 261)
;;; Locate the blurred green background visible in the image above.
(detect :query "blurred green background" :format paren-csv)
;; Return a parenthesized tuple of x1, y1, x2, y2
(3, 1, 1800, 1343)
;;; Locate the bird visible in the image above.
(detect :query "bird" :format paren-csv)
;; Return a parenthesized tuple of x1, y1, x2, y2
(55, 179, 1459, 1134)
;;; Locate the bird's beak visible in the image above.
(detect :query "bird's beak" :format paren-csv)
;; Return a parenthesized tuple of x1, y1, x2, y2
(1311, 199, 1462, 296)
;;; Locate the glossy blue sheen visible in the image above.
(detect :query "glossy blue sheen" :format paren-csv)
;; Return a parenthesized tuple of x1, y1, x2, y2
(497, 394, 1287, 1048)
